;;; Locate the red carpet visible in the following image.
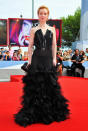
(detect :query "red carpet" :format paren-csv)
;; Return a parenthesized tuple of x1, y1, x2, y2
(0, 75, 88, 131)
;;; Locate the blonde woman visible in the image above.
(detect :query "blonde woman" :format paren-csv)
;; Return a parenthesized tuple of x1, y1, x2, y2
(14, 5, 70, 127)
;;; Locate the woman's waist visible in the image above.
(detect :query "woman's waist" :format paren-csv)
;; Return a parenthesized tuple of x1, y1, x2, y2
(33, 50, 52, 58)
(35, 46, 52, 50)
(34, 48, 52, 54)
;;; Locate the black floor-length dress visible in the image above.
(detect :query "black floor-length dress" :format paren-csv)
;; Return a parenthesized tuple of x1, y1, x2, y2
(14, 28, 70, 127)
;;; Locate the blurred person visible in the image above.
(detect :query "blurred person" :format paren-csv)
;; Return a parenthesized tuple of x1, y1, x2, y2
(3, 51, 7, 60)
(59, 49, 63, 55)
(12, 52, 19, 61)
(1, 48, 5, 55)
(85, 48, 88, 56)
(63, 51, 71, 61)
(71, 49, 85, 77)
(79, 50, 83, 55)
(23, 51, 28, 61)
(0, 51, 3, 60)
(79, 50, 86, 60)
(5, 51, 11, 61)
(56, 52, 63, 76)
(19, 47, 23, 53)
(69, 49, 73, 57)
(65, 51, 71, 60)
(63, 51, 67, 61)
(85, 48, 88, 60)
(8, 45, 14, 58)
(17, 49, 22, 60)
(4, 48, 8, 52)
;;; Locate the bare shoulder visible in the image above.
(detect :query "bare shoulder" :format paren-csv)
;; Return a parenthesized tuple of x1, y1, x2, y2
(30, 27, 36, 34)
(47, 25, 55, 33)
(30, 26, 40, 34)
(51, 26, 56, 33)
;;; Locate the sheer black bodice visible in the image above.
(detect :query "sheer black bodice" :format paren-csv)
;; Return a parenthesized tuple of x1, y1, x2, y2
(34, 29, 53, 50)
(14, 28, 70, 127)
(31, 29, 53, 70)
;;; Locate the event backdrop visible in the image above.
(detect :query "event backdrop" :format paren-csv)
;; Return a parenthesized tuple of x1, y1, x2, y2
(0, 19, 7, 46)
(8, 18, 62, 47)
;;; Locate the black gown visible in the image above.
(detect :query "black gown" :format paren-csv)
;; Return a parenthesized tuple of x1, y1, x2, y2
(14, 28, 70, 127)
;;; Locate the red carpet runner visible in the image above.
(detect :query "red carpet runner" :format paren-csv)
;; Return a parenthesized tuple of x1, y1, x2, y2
(0, 75, 88, 131)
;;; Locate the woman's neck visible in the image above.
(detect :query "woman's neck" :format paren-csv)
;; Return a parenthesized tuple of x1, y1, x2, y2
(38, 22, 47, 28)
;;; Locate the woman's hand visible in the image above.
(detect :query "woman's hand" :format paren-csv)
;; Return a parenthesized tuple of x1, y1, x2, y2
(27, 61, 31, 68)
(28, 61, 31, 65)
(53, 59, 57, 66)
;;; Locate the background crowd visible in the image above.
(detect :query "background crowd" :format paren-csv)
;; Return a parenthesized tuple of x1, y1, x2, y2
(1, 46, 88, 77)
(56, 48, 88, 77)
(0, 46, 88, 62)
(0, 47, 28, 61)
(57, 48, 88, 61)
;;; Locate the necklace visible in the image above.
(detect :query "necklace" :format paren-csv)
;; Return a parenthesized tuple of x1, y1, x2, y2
(38, 23, 48, 36)
(38, 23, 47, 28)
(38, 23, 47, 51)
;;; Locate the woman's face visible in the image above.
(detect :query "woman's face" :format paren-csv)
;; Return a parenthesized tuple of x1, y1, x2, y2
(38, 8, 49, 22)
(14, 53, 17, 57)
(64, 52, 67, 55)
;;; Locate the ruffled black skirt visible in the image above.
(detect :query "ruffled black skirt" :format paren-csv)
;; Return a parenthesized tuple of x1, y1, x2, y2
(14, 64, 70, 127)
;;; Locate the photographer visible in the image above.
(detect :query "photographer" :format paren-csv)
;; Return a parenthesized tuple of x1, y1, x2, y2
(71, 49, 85, 77)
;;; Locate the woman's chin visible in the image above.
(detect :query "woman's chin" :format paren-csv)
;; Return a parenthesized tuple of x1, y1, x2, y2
(40, 19, 46, 22)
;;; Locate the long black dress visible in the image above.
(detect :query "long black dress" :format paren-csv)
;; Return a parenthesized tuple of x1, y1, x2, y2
(14, 28, 70, 127)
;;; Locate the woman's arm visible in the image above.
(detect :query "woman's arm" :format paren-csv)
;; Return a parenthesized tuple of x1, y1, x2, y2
(52, 27, 57, 66)
(28, 27, 35, 65)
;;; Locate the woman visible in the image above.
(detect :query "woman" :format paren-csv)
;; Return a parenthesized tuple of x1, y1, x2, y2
(79, 50, 86, 60)
(14, 5, 70, 127)
(12, 52, 19, 61)
(23, 51, 28, 61)
(17, 49, 23, 60)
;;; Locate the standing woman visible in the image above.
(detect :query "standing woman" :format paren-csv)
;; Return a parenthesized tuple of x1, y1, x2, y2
(14, 5, 70, 127)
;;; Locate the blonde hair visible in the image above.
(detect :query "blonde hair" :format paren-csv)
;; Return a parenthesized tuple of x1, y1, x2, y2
(37, 5, 49, 16)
